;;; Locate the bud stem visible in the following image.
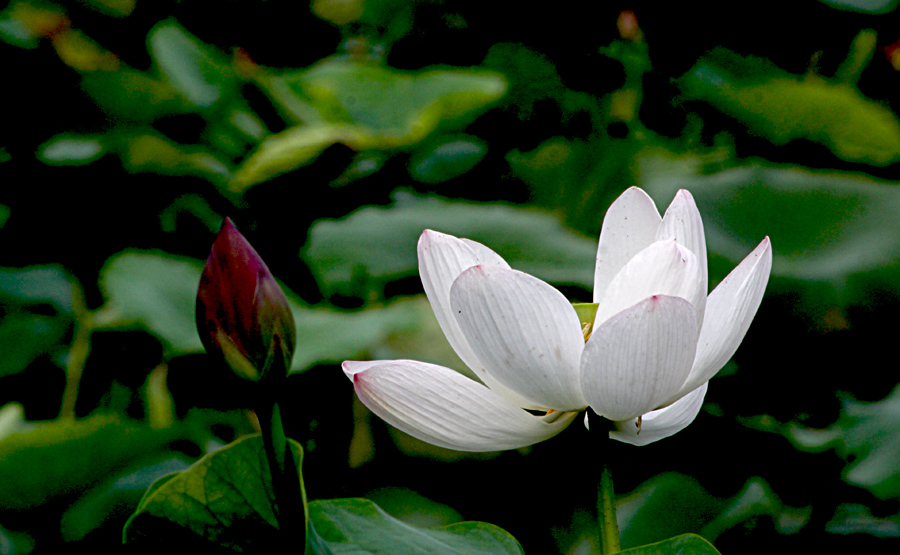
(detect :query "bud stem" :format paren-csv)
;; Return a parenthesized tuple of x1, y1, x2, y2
(257, 351, 307, 549)
(588, 410, 621, 555)
(60, 285, 91, 420)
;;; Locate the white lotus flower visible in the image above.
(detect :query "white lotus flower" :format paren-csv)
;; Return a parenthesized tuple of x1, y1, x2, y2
(343, 187, 771, 449)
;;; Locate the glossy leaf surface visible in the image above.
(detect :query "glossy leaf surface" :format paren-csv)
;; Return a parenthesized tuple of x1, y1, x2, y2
(308, 497, 524, 554)
(125, 434, 523, 554)
(788, 384, 900, 499)
(303, 192, 596, 296)
(233, 59, 505, 190)
(0, 414, 176, 511)
(618, 534, 721, 555)
(124, 434, 305, 551)
(680, 48, 900, 166)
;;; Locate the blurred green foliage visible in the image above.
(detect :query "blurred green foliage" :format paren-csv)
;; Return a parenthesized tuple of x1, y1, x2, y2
(3, 0, 900, 553)
(125, 434, 527, 553)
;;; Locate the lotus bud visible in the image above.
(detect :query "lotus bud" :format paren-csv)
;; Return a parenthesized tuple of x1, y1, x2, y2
(616, 10, 642, 43)
(196, 218, 296, 382)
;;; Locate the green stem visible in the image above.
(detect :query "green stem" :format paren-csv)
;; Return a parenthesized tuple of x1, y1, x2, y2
(60, 287, 91, 420)
(257, 380, 307, 550)
(589, 410, 621, 555)
(834, 29, 876, 87)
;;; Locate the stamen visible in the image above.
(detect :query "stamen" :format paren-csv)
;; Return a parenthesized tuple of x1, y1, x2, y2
(539, 408, 570, 424)
(582, 322, 593, 342)
(635, 415, 643, 434)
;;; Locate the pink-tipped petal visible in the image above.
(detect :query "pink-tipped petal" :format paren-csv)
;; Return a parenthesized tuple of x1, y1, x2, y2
(610, 382, 708, 446)
(417, 230, 539, 409)
(581, 295, 698, 422)
(670, 237, 772, 403)
(593, 187, 662, 304)
(595, 239, 704, 328)
(450, 265, 587, 411)
(343, 359, 577, 451)
(657, 190, 708, 328)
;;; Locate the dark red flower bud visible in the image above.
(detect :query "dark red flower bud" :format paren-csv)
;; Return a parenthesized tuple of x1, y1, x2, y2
(617, 10, 641, 43)
(196, 218, 296, 381)
(885, 38, 900, 72)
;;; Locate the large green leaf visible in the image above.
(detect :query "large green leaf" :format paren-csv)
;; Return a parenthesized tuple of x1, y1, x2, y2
(641, 160, 900, 284)
(680, 48, 900, 166)
(616, 472, 808, 550)
(363, 487, 462, 529)
(618, 534, 720, 555)
(123, 434, 305, 551)
(507, 135, 645, 234)
(295, 58, 505, 135)
(308, 497, 524, 555)
(37, 134, 106, 166)
(618, 473, 720, 549)
(94, 251, 436, 371)
(0, 1, 62, 49)
(408, 135, 487, 184)
(124, 435, 523, 554)
(303, 192, 596, 296)
(0, 265, 78, 377)
(229, 123, 356, 190)
(94, 251, 205, 356)
(148, 19, 236, 110)
(82, 0, 135, 17)
(116, 129, 233, 184)
(818, 0, 898, 13)
(0, 265, 76, 313)
(0, 312, 68, 378)
(81, 68, 185, 123)
(60, 455, 191, 542)
(699, 477, 809, 541)
(233, 59, 505, 190)
(0, 414, 176, 512)
(826, 503, 900, 536)
(787, 384, 900, 499)
(290, 297, 426, 373)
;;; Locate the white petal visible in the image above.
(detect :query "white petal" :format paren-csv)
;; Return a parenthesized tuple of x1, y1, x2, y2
(581, 295, 698, 422)
(593, 187, 662, 304)
(450, 265, 587, 411)
(656, 190, 708, 330)
(343, 360, 577, 451)
(609, 382, 708, 446)
(595, 239, 704, 328)
(417, 230, 538, 408)
(460, 238, 509, 267)
(669, 237, 772, 402)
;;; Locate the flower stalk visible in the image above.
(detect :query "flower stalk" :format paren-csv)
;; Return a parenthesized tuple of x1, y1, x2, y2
(257, 357, 307, 549)
(589, 410, 621, 555)
(60, 283, 92, 420)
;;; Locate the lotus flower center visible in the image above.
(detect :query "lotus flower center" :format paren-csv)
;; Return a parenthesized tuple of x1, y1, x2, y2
(572, 302, 599, 343)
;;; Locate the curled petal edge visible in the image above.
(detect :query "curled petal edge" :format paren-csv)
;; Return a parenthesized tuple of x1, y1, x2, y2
(608, 382, 709, 447)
